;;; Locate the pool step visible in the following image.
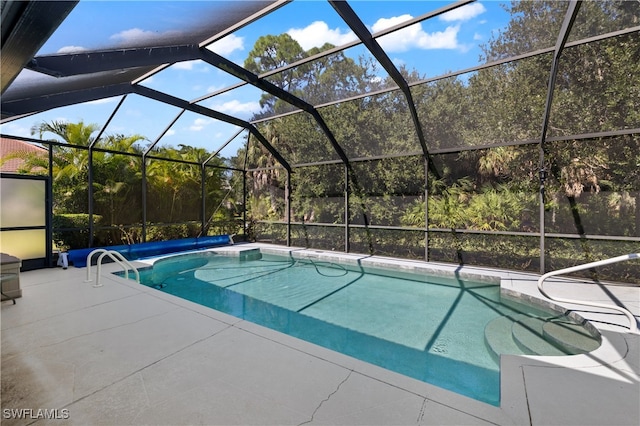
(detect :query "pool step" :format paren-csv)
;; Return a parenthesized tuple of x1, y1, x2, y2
(542, 320, 601, 354)
(484, 315, 536, 363)
(512, 317, 568, 356)
(484, 314, 600, 361)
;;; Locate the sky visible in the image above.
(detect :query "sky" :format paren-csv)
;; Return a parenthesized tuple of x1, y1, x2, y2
(0, 0, 512, 158)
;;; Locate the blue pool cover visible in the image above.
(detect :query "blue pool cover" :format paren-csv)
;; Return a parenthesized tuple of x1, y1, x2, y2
(67, 235, 231, 267)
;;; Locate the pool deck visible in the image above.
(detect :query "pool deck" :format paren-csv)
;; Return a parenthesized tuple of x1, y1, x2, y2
(1, 243, 638, 425)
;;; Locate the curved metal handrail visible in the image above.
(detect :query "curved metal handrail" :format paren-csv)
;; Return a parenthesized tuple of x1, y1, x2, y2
(537, 253, 639, 334)
(85, 249, 112, 282)
(85, 249, 140, 287)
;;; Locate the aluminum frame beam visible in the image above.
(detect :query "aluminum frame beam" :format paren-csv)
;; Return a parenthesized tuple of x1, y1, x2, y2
(21, 41, 349, 166)
(328, 0, 430, 159)
(133, 85, 291, 173)
(1, 82, 132, 118)
(27, 45, 203, 77)
(537, 0, 582, 274)
(1, 0, 78, 94)
(200, 49, 350, 164)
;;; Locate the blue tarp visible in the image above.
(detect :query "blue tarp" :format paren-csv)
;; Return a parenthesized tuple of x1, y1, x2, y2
(67, 235, 231, 267)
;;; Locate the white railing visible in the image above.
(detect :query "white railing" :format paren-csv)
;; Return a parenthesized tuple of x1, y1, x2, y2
(537, 253, 639, 334)
(85, 249, 140, 287)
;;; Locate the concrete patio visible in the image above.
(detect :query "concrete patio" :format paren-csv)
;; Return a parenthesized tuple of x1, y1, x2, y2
(1, 244, 639, 425)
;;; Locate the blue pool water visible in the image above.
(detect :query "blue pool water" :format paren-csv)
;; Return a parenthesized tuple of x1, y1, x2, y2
(126, 250, 566, 405)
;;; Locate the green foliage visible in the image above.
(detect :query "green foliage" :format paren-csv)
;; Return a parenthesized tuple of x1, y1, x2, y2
(52, 213, 102, 249)
(19, 120, 242, 249)
(145, 223, 200, 241)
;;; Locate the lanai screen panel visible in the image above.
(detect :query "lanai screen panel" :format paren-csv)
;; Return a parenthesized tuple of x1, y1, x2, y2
(566, 1, 640, 42)
(349, 156, 424, 227)
(138, 60, 221, 102)
(546, 33, 640, 138)
(427, 146, 539, 271)
(1, 68, 149, 118)
(49, 144, 90, 248)
(545, 238, 640, 284)
(412, 53, 553, 151)
(347, 155, 425, 258)
(0, 94, 124, 142)
(255, 114, 340, 165)
(211, 128, 248, 162)
(427, 146, 539, 233)
(264, 44, 394, 106)
(2, 1, 279, 119)
(51, 144, 89, 220)
(145, 110, 245, 157)
(146, 158, 202, 239)
(245, 132, 288, 246)
(91, 152, 143, 246)
(207, 0, 353, 69)
(479, 2, 568, 63)
(35, 1, 277, 54)
(199, 84, 276, 121)
(244, 133, 287, 220)
(291, 163, 345, 224)
(290, 163, 345, 252)
(203, 168, 245, 238)
(93, 94, 183, 149)
(544, 136, 640, 238)
(365, 1, 500, 83)
(317, 88, 420, 159)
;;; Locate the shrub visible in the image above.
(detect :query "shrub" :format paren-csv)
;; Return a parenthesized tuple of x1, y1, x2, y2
(52, 214, 102, 249)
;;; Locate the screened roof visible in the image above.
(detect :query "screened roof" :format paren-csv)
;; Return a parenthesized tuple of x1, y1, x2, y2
(1, 0, 639, 168)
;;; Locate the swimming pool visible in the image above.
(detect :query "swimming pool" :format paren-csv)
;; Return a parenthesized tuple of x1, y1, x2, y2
(126, 249, 600, 405)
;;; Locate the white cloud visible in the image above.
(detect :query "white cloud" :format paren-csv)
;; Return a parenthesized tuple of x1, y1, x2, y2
(376, 19, 460, 52)
(209, 99, 261, 116)
(439, 3, 486, 22)
(418, 25, 461, 49)
(57, 46, 86, 54)
(165, 129, 176, 137)
(207, 34, 244, 55)
(474, 33, 483, 41)
(371, 14, 413, 33)
(189, 117, 213, 131)
(287, 21, 356, 50)
(372, 14, 461, 52)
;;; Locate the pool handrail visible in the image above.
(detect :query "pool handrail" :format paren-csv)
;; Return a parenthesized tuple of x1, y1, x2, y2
(537, 253, 639, 334)
(85, 248, 110, 282)
(86, 249, 140, 287)
(86, 248, 132, 282)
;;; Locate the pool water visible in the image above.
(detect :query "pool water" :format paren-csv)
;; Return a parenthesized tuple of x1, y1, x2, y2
(127, 251, 581, 405)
